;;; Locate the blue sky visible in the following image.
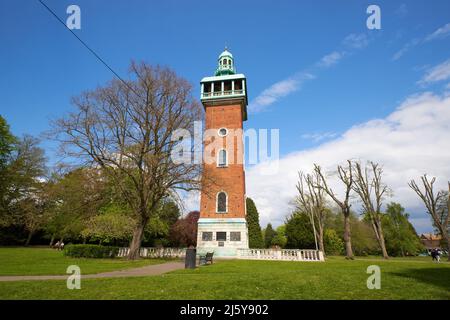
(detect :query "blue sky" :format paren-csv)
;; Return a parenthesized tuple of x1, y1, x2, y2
(1, 0, 450, 232)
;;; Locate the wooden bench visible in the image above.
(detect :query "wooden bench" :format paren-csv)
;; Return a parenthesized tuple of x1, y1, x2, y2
(199, 252, 214, 265)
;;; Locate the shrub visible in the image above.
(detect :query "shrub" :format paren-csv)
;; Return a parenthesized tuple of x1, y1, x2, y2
(64, 244, 119, 258)
(324, 229, 344, 255)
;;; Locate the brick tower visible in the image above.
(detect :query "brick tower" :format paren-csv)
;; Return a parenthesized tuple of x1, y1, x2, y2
(196, 48, 249, 257)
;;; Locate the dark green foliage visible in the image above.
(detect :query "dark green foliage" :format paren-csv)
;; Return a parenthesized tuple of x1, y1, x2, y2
(326, 210, 379, 256)
(271, 225, 287, 248)
(382, 202, 424, 256)
(246, 198, 264, 248)
(264, 223, 276, 248)
(285, 212, 316, 249)
(0, 135, 47, 239)
(0, 115, 16, 168)
(64, 244, 119, 258)
(324, 229, 344, 255)
(143, 198, 181, 246)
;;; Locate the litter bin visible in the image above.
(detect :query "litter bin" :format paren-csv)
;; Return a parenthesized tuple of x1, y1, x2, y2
(185, 248, 196, 269)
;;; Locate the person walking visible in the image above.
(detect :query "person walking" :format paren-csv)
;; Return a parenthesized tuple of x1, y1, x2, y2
(436, 248, 441, 262)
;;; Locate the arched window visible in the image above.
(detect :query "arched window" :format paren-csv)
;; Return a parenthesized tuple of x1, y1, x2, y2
(216, 191, 228, 213)
(223, 59, 227, 65)
(217, 149, 227, 167)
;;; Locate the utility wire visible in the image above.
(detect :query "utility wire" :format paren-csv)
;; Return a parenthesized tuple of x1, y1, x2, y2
(38, 0, 136, 94)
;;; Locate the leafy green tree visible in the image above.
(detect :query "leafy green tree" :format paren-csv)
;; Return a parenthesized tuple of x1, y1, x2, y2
(2, 135, 47, 244)
(246, 197, 264, 248)
(0, 115, 16, 226)
(326, 210, 379, 256)
(264, 223, 276, 248)
(285, 212, 316, 249)
(0, 115, 16, 168)
(142, 198, 180, 246)
(271, 225, 287, 248)
(44, 168, 107, 244)
(324, 229, 344, 255)
(382, 202, 424, 256)
(81, 203, 134, 245)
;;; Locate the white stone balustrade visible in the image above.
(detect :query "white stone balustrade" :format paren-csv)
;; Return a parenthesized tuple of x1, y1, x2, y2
(116, 247, 186, 259)
(116, 247, 324, 262)
(236, 248, 324, 262)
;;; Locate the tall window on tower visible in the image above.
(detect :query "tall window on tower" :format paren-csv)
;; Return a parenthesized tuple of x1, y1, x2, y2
(217, 149, 227, 167)
(216, 191, 228, 213)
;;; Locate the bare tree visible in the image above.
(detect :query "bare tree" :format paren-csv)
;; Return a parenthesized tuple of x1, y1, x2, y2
(296, 170, 327, 254)
(409, 176, 449, 261)
(352, 161, 389, 259)
(51, 62, 203, 259)
(314, 160, 354, 259)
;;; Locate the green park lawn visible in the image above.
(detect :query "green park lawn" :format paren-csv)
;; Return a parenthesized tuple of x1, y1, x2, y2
(0, 247, 167, 276)
(0, 247, 449, 300)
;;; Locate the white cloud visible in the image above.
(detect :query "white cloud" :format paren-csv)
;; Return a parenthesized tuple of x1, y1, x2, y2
(393, 22, 450, 60)
(425, 22, 450, 42)
(249, 33, 369, 113)
(318, 51, 343, 68)
(392, 38, 420, 61)
(395, 4, 408, 18)
(301, 132, 337, 142)
(342, 33, 369, 49)
(418, 58, 450, 85)
(246, 92, 450, 233)
(248, 73, 315, 113)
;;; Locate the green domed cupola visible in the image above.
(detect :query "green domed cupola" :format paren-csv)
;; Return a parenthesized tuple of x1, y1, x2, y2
(215, 47, 236, 76)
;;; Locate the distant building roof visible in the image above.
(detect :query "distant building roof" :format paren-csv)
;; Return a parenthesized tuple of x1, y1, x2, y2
(420, 233, 442, 241)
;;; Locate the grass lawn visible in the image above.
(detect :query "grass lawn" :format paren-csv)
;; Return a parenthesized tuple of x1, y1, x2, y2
(0, 248, 449, 299)
(0, 247, 168, 276)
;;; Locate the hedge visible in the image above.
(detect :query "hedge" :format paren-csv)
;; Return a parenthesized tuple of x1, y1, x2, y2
(63, 244, 120, 258)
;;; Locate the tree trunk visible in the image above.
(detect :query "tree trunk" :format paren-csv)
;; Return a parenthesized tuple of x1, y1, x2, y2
(49, 234, 55, 247)
(25, 230, 34, 246)
(370, 216, 389, 259)
(317, 226, 325, 256)
(128, 220, 147, 260)
(376, 223, 389, 259)
(447, 240, 450, 262)
(444, 234, 450, 262)
(343, 214, 354, 259)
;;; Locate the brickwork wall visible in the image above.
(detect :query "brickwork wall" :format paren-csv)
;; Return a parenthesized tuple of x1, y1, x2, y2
(200, 103, 246, 219)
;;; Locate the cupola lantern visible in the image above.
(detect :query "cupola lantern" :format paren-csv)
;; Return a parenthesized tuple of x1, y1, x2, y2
(215, 47, 236, 76)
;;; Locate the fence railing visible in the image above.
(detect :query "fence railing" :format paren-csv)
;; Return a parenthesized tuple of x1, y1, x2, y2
(116, 247, 324, 261)
(201, 89, 244, 98)
(236, 248, 324, 261)
(117, 247, 186, 259)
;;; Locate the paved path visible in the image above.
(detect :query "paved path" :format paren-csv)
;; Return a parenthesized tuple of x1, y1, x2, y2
(0, 261, 185, 282)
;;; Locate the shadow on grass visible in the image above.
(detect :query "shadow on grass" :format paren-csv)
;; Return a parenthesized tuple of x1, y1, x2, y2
(389, 267, 450, 292)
